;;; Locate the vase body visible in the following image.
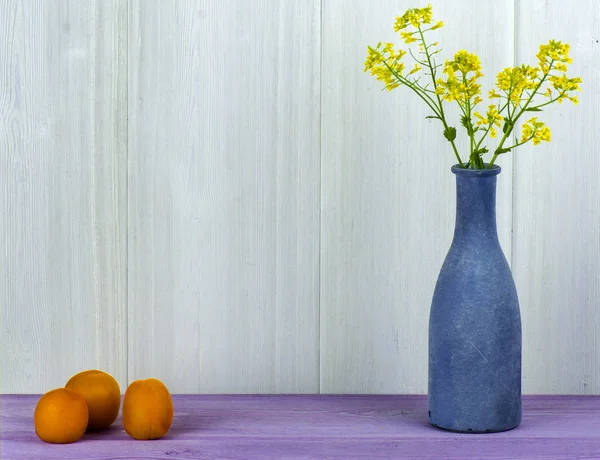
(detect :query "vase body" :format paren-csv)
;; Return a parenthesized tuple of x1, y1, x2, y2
(427, 164, 522, 433)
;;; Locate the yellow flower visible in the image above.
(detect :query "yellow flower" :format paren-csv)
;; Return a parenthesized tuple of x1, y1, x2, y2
(473, 105, 503, 127)
(548, 74, 583, 103)
(555, 62, 568, 72)
(408, 63, 422, 75)
(494, 65, 538, 103)
(435, 51, 483, 105)
(486, 105, 503, 124)
(537, 40, 572, 73)
(394, 4, 434, 31)
(445, 50, 482, 74)
(529, 40, 581, 105)
(401, 31, 418, 44)
(521, 117, 551, 145)
(473, 111, 486, 124)
(364, 43, 406, 91)
(488, 89, 501, 99)
(363, 6, 581, 167)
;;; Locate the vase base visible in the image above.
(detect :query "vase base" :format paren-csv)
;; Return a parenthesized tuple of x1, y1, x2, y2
(428, 420, 520, 434)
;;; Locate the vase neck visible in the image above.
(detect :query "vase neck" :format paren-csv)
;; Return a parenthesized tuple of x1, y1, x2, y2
(453, 174, 499, 243)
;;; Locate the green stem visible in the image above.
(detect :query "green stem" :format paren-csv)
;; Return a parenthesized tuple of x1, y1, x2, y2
(528, 91, 566, 110)
(473, 100, 510, 152)
(502, 135, 535, 151)
(461, 72, 479, 168)
(417, 26, 464, 167)
(408, 48, 429, 67)
(383, 61, 441, 117)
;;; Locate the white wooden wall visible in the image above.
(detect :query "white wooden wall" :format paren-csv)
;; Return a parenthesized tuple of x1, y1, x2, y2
(1, 0, 128, 392)
(1, 0, 598, 394)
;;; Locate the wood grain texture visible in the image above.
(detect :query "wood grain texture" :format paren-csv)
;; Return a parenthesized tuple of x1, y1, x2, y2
(2, 0, 600, 396)
(513, 0, 600, 394)
(320, 1, 515, 393)
(127, 0, 321, 393)
(3, 394, 600, 459)
(0, 1, 127, 393)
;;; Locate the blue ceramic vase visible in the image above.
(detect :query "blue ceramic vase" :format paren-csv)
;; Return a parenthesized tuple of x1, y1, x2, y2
(427, 164, 522, 433)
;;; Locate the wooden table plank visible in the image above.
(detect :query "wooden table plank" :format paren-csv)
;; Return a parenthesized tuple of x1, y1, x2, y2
(2, 395, 599, 459)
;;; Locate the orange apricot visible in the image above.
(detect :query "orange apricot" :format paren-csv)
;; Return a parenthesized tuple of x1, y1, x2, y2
(65, 369, 121, 431)
(34, 388, 89, 443)
(122, 378, 173, 440)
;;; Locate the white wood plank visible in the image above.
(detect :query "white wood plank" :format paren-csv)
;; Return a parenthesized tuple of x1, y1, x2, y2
(127, 0, 321, 393)
(0, 0, 128, 393)
(513, 0, 600, 394)
(320, 0, 515, 393)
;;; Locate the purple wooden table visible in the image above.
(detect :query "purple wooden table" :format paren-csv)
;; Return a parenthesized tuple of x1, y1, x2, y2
(1, 395, 599, 459)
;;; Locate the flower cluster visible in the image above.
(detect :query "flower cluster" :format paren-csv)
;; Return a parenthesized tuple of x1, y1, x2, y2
(435, 50, 484, 105)
(394, 4, 435, 31)
(521, 117, 551, 145)
(473, 105, 504, 138)
(548, 74, 583, 104)
(364, 42, 406, 91)
(363, 4, 582, 169)
(537, 40, 572, 73)
(394, 5, 443, 46)
(493, 65, 539, 103)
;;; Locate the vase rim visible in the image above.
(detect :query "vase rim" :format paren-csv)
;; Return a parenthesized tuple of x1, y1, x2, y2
(451, 164, 501, 177)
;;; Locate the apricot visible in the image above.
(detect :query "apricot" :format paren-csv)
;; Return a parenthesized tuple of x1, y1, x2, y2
(65, 369, 121, 430)
(34, 388, 89, 443)
(122, 378, 173, 440)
